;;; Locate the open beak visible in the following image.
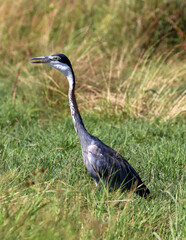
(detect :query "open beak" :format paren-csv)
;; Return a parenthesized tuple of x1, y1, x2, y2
(30, 56, 50, 64)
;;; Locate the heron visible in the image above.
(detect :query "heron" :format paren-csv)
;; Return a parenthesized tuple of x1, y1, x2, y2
(31, 53, 150, 198)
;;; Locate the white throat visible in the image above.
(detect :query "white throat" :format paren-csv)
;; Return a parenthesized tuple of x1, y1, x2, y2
(47, 62, 74, 89)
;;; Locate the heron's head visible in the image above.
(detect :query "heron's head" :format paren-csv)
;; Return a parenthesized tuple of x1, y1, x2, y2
(30, 54, 73, 78)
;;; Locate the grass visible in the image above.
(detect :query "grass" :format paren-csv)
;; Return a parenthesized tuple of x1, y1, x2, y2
(0, 0, 185, 239)
(0, 95, 185, 239)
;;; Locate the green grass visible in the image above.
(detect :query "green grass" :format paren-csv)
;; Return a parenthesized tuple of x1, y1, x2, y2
(0, 95, 185, 239)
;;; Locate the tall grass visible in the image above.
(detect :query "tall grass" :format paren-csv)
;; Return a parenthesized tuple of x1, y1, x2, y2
(0, 0, 185, 120)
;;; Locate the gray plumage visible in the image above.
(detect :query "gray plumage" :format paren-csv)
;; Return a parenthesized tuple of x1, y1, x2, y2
(31, 53, 150, 198)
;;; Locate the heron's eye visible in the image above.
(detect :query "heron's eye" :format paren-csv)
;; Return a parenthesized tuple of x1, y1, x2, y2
(53, 56, 60, 60)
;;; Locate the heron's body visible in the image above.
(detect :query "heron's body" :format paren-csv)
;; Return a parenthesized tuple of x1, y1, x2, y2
(31, 54, 150, 198)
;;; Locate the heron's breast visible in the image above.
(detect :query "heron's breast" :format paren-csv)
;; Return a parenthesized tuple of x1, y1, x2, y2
(87, 145, 105, 168)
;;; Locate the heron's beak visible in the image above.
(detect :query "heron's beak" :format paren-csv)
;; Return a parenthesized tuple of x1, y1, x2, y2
(30, 56, 50, 64)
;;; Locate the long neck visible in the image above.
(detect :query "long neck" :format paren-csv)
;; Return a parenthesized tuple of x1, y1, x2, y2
(67, 70, 89, 144)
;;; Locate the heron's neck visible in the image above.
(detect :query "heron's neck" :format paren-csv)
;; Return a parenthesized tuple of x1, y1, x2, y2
(67, 71, 89, 144)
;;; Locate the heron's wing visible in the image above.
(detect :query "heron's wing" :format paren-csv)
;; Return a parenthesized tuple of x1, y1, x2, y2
(86, 139, 150, 197)
(87, 143, 138, 180)
(87, 142, 145, 188)
(100, 145, 150, 197)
